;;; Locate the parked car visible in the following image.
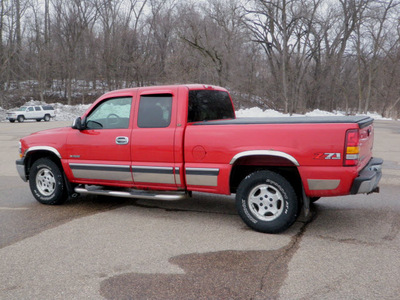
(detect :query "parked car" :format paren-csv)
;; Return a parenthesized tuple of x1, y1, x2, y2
(6, 105, 55, 123)
(15, 85, 383, 233)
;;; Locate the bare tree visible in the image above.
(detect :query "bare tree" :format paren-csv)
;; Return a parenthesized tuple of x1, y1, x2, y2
(51, 0, 96, 104)
(2, 0, 400, 118)
(179, 0, 247, 87)
(0, 0, 6, 95)
(245, 0, 322, 114)
(358, 0, 400, 113)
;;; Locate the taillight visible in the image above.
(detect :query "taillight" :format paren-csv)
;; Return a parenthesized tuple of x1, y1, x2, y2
(344, 129, 360, 166)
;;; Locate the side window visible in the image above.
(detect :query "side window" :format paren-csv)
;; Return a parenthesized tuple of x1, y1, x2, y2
(138, 94, 172, 128)
(35, 107, 41, 111)
(86, 97, 132, 129)
(28, 107, 34, 112)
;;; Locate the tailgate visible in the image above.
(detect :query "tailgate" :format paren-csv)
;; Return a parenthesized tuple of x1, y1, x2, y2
(357, 118, 374, 169)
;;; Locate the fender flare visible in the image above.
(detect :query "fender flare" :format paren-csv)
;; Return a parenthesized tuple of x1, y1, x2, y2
(229, 150, 299, 166)
(25, 146, 62, 159)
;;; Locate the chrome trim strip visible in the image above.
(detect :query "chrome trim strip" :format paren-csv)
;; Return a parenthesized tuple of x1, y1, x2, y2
(132, 166, 173, 174)
(307, 179, 340, 191)
(229, 150, 299, 166)
(70, 163, 131, 172)
(185, 168, 220, 176)
(69, 163, 132, 181)
(185, 168, 219, 187)
(175, 167, 181, 185)
(132, 166, 175, 184)
(25, 146, 61, 159)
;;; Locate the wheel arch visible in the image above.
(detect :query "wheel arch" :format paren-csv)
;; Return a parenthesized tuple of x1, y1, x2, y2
(24, 147, 62, 180)
(229, 151, 303, 199)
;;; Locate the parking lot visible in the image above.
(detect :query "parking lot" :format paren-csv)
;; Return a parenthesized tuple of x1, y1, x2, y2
(0, 120, 399, 299)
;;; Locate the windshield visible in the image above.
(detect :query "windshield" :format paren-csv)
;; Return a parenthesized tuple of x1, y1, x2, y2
(18, 107, 27, 111)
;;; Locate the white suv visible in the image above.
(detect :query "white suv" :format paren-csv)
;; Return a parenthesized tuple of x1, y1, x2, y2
(6, 105, 56, 123)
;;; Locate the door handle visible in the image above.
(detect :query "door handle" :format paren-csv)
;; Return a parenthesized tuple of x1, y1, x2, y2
(115, 136, 129, 145)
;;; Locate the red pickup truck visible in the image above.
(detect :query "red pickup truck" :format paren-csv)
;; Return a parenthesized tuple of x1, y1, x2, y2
(16, 84, 383, 233)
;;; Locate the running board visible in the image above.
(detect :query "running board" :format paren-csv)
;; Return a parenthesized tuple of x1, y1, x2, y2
(74, 186, 188, 201)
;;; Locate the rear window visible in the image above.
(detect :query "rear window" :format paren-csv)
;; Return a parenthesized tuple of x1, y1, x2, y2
(188, 90, 235, 122)
(42, 105, 54, 110)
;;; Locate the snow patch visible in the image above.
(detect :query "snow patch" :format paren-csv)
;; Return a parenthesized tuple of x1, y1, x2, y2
(52, 103, 91, 121)
(235, 107, 391, 120)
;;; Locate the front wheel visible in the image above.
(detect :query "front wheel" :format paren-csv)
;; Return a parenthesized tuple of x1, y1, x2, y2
(44, 114, 50, 122)
(17, 115, 24, 123)
(29, 158, 67, 205)
(236, 171, 299, 234)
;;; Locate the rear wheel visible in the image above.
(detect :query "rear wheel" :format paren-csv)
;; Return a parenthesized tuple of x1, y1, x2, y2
(29, 158, 68, 205)
(236, 170, 299, 234)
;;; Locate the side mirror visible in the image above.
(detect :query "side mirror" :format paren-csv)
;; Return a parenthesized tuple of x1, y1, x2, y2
(72, 117, 86, 130)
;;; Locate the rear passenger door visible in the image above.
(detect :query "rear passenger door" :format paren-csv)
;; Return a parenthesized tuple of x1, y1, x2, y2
(34, 106, 42, 119)
(130, 89, 181, 189)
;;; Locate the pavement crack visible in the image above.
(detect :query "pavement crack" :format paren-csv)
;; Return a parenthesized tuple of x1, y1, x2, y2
(253, 211, 317, 299)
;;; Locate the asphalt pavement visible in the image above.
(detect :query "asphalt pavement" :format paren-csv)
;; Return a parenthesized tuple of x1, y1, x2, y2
(0, 119, 399, 299)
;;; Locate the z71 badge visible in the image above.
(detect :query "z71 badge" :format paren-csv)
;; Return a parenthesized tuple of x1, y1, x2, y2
(314, 152, 341, 160)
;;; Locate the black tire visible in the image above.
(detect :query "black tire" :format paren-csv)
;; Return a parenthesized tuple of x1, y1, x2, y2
(44, 114, 50, 122)
(36, 119, 42, 122)
(29, 158, 68, 205)
(17, 115, 24, 123)
(236, 170, 299, 234)
(9, 119, 15, 123)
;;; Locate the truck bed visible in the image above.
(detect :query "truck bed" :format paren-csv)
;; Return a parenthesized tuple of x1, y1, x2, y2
(193, 116, 373, 128)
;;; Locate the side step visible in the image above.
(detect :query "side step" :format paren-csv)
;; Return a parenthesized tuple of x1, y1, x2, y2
(74, 186, 188, 201)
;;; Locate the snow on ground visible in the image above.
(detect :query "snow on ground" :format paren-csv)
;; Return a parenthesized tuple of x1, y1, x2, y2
(235, 107, 391, 120)
(0, 102, 393, 122)
(52, 103, 91, 121)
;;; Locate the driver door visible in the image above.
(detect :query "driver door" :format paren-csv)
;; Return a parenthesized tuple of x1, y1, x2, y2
(66, 96, 134, 185)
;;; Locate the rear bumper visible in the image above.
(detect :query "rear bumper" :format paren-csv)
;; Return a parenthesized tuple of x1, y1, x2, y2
(350, 157, 383, 194)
